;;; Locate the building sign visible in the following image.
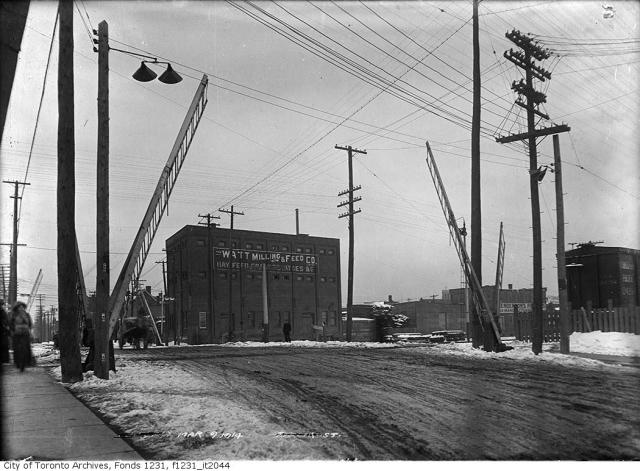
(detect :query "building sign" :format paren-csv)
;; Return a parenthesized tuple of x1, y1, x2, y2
(214, 249, 317, 273)
(500, 302, 531, 314)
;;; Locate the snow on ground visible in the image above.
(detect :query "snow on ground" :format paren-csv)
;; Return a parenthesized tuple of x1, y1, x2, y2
(569, 331, 640, 356)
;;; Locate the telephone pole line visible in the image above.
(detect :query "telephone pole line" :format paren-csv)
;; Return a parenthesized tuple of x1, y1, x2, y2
(336, 144, 366, 342)
(3, 180, 30, 305)
(496, 29, 570, 355)
(470, 0, 483, 349)
(58, 0, 83, 382)
(37, 293, 45, 341)
(218, 205, 244, 230)
(199, 212, 220, 342)
(94, 19, 110, 379)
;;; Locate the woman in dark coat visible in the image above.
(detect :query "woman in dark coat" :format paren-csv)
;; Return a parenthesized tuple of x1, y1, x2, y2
(10, 301, 33, 372)
(0, 299, 10, 363)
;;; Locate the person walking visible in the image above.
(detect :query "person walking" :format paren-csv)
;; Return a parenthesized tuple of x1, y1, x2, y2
(9, 301, 33, 372)
(282, 321, 291, 342)
(0, 299, 10, 363)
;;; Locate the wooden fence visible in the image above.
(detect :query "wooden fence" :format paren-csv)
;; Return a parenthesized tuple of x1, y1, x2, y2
(514, 305, 640, 342)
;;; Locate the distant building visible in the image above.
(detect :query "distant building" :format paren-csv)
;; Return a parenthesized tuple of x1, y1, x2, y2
(566, 245, 639, 309)
(165, 226, 341, 344)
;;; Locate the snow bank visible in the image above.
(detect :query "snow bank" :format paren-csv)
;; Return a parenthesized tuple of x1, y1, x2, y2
(569, 331, 640, 356)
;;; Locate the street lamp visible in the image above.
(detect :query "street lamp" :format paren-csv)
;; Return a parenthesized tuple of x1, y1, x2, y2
(92, 21, 184, 379)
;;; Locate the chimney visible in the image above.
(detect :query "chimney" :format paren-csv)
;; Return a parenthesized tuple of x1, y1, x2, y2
(388, 295, 393, 303)
(145, 285, 152, 294)
(508, 283, 513, 290)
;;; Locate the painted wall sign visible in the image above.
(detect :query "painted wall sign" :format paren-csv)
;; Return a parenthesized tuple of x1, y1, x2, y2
(214, 248, 317, 273)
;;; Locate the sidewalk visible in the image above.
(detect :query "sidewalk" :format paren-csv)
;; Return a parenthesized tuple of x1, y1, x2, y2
(2, 363, 142, 461)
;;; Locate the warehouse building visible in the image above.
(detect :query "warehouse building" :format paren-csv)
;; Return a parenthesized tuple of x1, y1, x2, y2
(566, 244, 639, 309)
(165, 226, 341, 344)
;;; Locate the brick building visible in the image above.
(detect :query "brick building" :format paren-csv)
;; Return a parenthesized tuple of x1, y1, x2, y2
(165, 226, 341, 344)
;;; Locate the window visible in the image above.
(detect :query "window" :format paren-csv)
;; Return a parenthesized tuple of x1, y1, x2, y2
(247, 311, 256, 328)
(256, 243, 264, 250)
(274, 311, 281, 326)
(283, 274, 290, 281)
(283, 311, 290, 322)
(196, 240, 205, 247)
(305, 248, 312, 254)
(231, 273, 237, 280)
(305, 275, 313, 282)
(198, 271, 207, 279)
(271, 245, 279, 251)
(296, 275, 304, 281)
(319, 249, 326, 255)
(327, 249, 335, 255)
(296, 247, 303, 253)
(246, 243, 253, 249)
(321, 311, 328, 324)
(199, 312, 207, 329)
(328, 311, 337, 326)
(217, 241, 226, 247)
(218, 273, 227, 279)
(328, 277, 336, 283)
(273, 274, 280, 280)
(320, 276, 327, 282)
(247, 274, 254, 280)
(281, 246, 289, 251)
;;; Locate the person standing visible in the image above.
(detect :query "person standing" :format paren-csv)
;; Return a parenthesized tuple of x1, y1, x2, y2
(282, 321, 292, 342)
(9, 301, 33, 372)
(0, 299, 10, 363)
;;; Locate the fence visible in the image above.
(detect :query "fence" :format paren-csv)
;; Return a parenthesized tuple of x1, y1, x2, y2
(514, 305, 640, 342)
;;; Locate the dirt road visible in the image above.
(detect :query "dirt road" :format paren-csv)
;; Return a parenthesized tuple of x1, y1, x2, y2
(107, 344, 640, 460)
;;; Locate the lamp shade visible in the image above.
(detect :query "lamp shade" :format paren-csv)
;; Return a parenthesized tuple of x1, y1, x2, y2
(132, 62, 157, 82)
(158, 64, 183, 84)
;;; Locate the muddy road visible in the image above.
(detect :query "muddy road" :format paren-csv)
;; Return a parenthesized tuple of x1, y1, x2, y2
(112, 344, 640, 460)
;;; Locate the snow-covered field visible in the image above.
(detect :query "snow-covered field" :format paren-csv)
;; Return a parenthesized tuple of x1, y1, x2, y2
(33, 331, 640, 460)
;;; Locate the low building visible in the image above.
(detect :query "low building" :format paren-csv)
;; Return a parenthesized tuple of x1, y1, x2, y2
(392, 299, 466, 334)
(166, 226, 341, 344)
(566, 244, 639, 309)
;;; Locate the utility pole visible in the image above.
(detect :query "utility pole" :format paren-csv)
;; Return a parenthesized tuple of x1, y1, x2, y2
(37, 294, 45, 342)
(156, 259, 167, 297)
(94, 19, 110, 379)
(470, 0, 483, 349)
(336, 144, 366, 342)
(198, 212, 220, 343)
(219, 205, 244, 230)
(497, 29, 570, 354)
(3, 180, 30, 305)
(553, 134, 570, 354)
(58, 0, 82, 382)
(219, 206, 243, 341)
(295, 208, 300, 235)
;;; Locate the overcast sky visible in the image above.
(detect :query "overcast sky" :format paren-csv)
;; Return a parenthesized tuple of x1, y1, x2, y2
(1, 1, 638, 308)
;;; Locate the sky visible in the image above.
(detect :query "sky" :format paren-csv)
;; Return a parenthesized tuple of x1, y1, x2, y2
(1, 0, 639, 309)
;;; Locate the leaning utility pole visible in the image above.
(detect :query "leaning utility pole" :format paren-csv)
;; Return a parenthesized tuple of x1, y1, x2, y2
(94, 19, 110, 379)
(336, 144, 366, 342)
(198, 212, 220, 342)
(3, 180, 30, 306)
(470, 0, 483, 349)
(496, 29, 570, 354)
(58, 0, 83, 382)
(553, 134, 570, 354)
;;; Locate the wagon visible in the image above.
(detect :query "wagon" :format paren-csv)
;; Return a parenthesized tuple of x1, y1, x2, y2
(118, 315, 155, 349)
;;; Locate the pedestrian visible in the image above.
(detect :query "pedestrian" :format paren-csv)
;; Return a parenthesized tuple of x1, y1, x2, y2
(282, 321, 291, 342)
(0, 299, 10, 363)
(9, 301, 33, 372)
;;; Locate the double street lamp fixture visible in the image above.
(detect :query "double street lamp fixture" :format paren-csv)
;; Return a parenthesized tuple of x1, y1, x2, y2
(133, 60, 183, 84)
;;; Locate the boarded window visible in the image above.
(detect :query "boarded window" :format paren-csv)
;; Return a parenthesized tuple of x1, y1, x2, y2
(199, 312, 207, 329)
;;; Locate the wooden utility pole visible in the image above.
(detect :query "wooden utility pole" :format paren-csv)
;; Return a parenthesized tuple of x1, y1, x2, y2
(94, 20, 110, 379)
(336, 144, 366, 342)
(58, 0, 83, 382)
(470, 0, 483, 349)
(553, 134, 570, 354)
(3, 180, 30, 306)
(497, 29, 570, 354)
(261, 263, 269, 343)
(219, 205, 244, 230)
(198, 212, 220, 343)
(36, 294, 45, 341)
